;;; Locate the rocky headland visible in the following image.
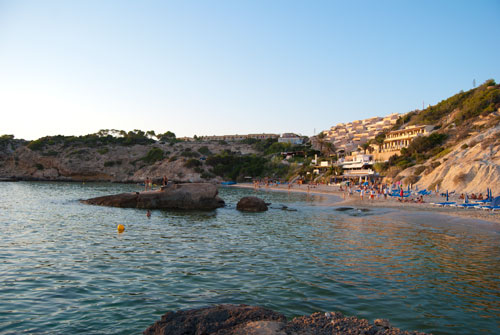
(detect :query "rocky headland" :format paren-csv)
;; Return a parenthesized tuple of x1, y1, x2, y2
(143, 304, 430, 335)
(0, 138, 257, 183)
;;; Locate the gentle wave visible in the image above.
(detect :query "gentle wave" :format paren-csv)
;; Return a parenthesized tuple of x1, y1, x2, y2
(0, 182, 498, 335)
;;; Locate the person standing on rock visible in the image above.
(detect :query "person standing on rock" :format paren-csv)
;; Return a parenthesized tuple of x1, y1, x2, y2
(162, 175, 168, 187)
(145, 177, 150, 191)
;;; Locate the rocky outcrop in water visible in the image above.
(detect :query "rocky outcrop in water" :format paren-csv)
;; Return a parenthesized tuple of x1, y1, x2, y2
(81, 183, 225, 210)
(236, 196, 268, 212)
(143, 304, 430, 335)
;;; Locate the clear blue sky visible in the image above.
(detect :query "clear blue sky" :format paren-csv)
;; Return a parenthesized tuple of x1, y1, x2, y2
(1, 0, 499, 140)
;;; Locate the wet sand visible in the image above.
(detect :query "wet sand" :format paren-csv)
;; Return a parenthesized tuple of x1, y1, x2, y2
(228, 183, 500, 225)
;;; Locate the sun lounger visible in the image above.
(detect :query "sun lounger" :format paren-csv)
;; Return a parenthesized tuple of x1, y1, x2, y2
(479, 205, 500, 211)
(431, 202, 456, 206)
(454, 203, 479, 209)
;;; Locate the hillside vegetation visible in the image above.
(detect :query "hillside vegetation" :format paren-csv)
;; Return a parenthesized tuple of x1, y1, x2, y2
(382, 79, 500, 192)
(0, 130, 316, 183)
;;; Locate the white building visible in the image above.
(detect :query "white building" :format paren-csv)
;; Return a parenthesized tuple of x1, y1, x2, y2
(278, 133, 304, 145)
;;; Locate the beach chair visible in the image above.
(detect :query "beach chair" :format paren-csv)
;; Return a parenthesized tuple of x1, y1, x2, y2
(433, 202, 456, 207)
(455, 203, 479, 209)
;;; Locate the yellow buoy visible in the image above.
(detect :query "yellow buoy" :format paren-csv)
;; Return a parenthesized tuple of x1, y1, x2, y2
(117, 224, 125, 233)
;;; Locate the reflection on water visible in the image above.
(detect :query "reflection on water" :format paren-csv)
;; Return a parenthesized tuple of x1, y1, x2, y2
(0, 182, 499, 335)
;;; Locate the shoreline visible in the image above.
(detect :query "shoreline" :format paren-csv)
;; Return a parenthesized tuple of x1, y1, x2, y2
(228, 183, 500, 225)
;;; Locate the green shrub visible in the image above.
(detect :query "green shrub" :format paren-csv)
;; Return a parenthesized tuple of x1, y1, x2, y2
(181, 150, 200, 158)
(142, 147, 164, 164)
(184, 158, 202, 168)
(461, 144, 468, 150)
(104, 160, 122, 167)
(27, 139, 45, 151)
(0, 135, 14, 149)
(433, 147, 452, 159)
(69, 149, 88, 156)
(407, 133, 448, 155)
(98, 148, 109, 154)
(168, 156, 177, 162)
(206, 150, 268, 180)
(201, 171, 215, 179)
(197, 146, 212, 156)
(35, 163, 44, 170)
(373, 162, 388, 173)
(43, 150, 58, 157)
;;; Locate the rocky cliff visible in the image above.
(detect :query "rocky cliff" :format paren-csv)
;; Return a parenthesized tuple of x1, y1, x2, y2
(0, 140, 257, 183)
(397, 125, 500, 194)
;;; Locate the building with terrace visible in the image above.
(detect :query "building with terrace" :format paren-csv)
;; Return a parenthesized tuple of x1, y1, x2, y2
(381, 125, 434, 152)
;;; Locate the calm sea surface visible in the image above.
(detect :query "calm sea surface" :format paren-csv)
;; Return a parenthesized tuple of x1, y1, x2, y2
(0, 182, 499, 335)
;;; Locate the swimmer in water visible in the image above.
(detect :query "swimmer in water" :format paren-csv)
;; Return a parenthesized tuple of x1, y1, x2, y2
(146, 210, 151, 218)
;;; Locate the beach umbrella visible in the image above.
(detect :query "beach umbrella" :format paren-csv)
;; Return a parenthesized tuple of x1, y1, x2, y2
(446, 190, 449, 202)
(464, 194, 468, 204)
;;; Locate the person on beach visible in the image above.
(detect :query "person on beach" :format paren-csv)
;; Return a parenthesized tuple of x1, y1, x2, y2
(144, 177, 150, 191)
(360, 188, 364, 200)
(162, 175, 168, 187)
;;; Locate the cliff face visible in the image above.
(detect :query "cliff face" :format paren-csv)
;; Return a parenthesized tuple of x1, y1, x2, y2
(398, 125, 500, 194)
(0, 141, 256, 183)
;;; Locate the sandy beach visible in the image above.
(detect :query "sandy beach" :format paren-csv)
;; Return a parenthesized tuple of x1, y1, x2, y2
(228, 183, 500, 225)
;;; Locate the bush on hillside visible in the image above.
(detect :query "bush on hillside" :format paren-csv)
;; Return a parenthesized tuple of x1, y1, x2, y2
(184, 158, 202, 169)
(197, 146, 212, 156)
(142, 148, 164, 164)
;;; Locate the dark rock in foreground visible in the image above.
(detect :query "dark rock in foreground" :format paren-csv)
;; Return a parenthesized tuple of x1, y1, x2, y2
(81, 183, 225, 210)
(143, 305, 286, 335)
(144, 304, 430, 335)
(236, 196, 268, 212)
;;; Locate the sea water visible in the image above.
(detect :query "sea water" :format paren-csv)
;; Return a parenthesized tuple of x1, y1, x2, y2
(0, 182, 498, 335)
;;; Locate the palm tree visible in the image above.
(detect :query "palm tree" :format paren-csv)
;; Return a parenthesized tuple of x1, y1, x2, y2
(316, 132, 327, 154)
(324, 141, 335, 156)
(361, 142, 370, 154)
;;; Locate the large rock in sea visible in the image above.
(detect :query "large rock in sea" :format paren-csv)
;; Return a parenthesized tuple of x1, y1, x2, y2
(236, 196, 268, 212)
(81, 183, 225, 210)
(143, 304, 431, 335)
